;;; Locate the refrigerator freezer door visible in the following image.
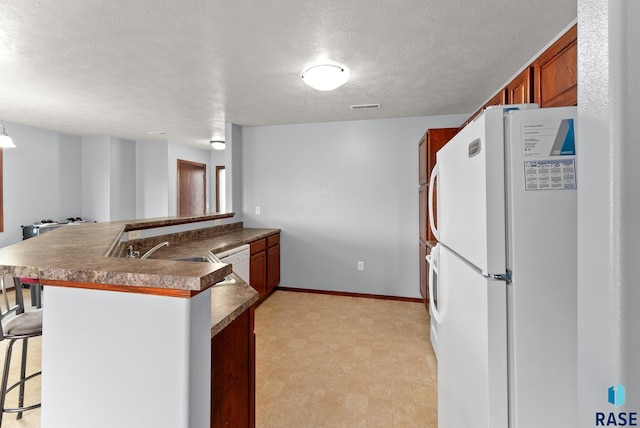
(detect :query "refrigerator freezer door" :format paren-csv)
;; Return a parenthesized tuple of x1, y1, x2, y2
(437, 245, 508, 428)
(504, 106, 577, 427)
(434, 107, 510, 275)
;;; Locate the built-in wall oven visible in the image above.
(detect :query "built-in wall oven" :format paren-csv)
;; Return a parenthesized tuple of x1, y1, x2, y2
(426, 243, 440, 359)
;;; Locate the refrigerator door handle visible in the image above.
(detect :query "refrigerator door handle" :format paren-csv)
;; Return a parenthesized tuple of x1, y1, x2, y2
(427, 247, 441, 324)
(428, 163, 440, 241)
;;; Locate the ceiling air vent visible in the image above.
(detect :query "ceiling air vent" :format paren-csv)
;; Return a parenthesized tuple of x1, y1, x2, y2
(350, 103, 381, 110)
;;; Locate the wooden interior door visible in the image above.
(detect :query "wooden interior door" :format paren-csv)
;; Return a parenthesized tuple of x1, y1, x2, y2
(177, 159, 206, 216)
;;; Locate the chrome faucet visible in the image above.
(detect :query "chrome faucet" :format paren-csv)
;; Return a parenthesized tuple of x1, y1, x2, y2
(140, 241, 170, 259)
(127, 246, 140, 258)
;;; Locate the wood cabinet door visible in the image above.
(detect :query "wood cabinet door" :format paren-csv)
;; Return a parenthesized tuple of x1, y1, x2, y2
(506, 67, 533, 104)
(533, 24, 577, 107)
(485, 89, 507, 107)
(267, 243, 280, 291)
(465, 89, 508, 126)
(420, 242, 427, 304)
(418, 132, 428, 185)
(250, 251, 267, 298)
(427, 128, 458, 174)
(424, 128, 457, 242)
(419, 185, 428, 243)
(211, 307, 255, 428)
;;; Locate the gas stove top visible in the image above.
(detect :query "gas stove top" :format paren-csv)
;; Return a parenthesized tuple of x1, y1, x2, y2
(32, 217, 86, 226)
(23, 217, 89, 239)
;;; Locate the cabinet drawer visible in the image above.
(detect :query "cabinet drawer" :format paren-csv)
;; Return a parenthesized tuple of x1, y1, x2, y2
(250, 238, 266, 254)
(267, 233, 280, 247)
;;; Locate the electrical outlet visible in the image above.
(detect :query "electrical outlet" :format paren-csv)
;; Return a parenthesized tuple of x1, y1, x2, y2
(128, 230, 142, 240)
(214, 219, 221, 225)
(358, 261, 364, 271)
(256, 206, 261, 215)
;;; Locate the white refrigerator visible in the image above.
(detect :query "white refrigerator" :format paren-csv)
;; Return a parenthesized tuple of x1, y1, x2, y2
(427, 105, 577, 428)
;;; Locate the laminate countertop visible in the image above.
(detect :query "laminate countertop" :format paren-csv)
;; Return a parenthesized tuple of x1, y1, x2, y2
(0, 214, 280, 337)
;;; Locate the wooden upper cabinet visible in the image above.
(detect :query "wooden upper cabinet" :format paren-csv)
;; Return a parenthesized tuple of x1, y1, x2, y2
(419, 185, 428, 243)
(418, 133, 428, 185)
(466, 88, 507, 126)
(426, 128, 458, 178)
(532, 24, 577, 107)
(419, 128, 458, 243)
(506, 67, 533, 104)
(459, 25, 577, 128)
(485, 89, 507, 107)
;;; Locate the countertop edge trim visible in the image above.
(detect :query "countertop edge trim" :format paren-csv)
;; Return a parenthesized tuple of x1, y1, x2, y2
(44, 280, 198, 298)
(211, 294, 259, 337)
(104, 224, 128, 257)
(123, 213, 235, 231)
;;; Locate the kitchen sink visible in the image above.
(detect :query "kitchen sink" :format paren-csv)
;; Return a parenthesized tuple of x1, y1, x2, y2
(171, 254, 237, 287)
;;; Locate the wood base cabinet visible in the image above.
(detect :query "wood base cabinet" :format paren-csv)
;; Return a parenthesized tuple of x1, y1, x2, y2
(420, 241, 427, 309)
(250, 239, 267, 298)
(266, 234, 280, 293)
(249, 232, 281, 301)
(211, 306, 255, 428)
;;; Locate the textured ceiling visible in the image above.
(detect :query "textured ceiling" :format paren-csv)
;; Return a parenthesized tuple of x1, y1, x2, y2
(0, 0, 576, 148)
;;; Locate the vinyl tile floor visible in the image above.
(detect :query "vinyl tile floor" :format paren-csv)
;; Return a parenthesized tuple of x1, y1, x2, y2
(255, 290, 437, 428)
(0, 289, 437, 427)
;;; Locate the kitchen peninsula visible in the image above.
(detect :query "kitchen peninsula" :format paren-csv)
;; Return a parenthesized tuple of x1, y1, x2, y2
(0, 213, 279, 428)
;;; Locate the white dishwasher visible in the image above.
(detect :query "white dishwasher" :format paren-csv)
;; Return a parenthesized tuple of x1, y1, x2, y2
(214, 244, 250, 283)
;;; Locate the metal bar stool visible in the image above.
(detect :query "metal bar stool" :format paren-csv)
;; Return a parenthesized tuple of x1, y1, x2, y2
(0, 276, 42, 424)
(17, 277, 42, 309)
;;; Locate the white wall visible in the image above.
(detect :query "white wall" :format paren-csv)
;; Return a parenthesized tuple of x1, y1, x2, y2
(225, 123, 242, 217)
(0, 120, 219, 248)
(210, 148, 226, 212)
(0, 121, 82, 247)
(136, 140, 170, 219)
(82, 136, 136, 222)
(109, 137, 136, 221)
(577, 0, 640, 422)
(81, 136, 110, 222)
(241, 114, 466, 298)
(135, 140, 215, 218)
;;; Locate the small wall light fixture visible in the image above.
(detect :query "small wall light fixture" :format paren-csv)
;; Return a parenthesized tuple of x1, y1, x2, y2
(0, 124, 16, 148)
(301, 64, 349, 91)
(210, 140, 225, 150)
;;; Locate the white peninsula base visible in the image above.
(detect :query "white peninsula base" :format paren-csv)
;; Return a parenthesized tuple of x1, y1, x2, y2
(40, 286, 212, 428)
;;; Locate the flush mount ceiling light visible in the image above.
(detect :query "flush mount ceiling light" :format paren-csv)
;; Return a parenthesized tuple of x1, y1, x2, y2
(301, 64, 349, 91)
(0, 123, 15, 148)
(210, 140, 225, 150)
